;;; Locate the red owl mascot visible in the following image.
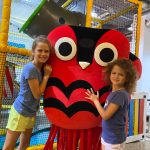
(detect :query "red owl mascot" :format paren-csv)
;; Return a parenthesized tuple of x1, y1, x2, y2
(43, 25, 142, 150)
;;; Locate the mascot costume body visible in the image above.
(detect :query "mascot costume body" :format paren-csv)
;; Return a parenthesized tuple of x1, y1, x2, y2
(43, 25, 142, 150)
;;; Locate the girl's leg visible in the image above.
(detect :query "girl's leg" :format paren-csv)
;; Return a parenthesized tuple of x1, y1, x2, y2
(104, 142, 125, 150)
(18, 128, 33, 150)
(101, 137, 105, 150)
(101, 144, 105, 150)
(2, 129, 21, 150)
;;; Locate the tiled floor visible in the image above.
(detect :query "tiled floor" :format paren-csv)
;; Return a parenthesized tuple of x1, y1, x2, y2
(125, 138, 150, 150)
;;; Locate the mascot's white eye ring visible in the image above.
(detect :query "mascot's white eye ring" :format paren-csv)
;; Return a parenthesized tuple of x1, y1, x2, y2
(94, 42, 118, 66)
(54, 37, 77, 61)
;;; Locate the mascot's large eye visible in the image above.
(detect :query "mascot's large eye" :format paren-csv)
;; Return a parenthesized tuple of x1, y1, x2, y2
(94, 42, 118, 66)
(54, 37, 77, 61)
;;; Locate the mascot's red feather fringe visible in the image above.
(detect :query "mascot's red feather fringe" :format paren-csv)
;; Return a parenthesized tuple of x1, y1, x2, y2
(44, 25, 142, 150)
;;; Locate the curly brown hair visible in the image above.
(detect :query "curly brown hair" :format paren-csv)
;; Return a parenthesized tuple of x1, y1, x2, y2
(104, 59, 137, 94)
(31, 35, 52, 60)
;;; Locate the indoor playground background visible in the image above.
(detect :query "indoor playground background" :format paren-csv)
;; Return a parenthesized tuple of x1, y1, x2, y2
(0, 0, 147, 149)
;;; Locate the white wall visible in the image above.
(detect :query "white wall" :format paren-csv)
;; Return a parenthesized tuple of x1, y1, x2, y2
(138, 15, 150, 98)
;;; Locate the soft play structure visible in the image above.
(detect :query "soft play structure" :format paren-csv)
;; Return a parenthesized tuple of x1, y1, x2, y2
(126, 92, 147, 143)
(19, 0, 85, 37)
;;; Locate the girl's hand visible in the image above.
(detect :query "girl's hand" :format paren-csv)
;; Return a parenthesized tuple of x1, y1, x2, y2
(85, 88, 99, 102)
(43, 64, 52, 78)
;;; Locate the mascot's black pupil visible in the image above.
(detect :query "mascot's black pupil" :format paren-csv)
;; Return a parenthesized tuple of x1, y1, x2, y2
(59, 42, 72, 56)
(99, 48, 114, 62)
